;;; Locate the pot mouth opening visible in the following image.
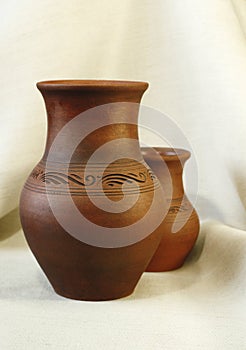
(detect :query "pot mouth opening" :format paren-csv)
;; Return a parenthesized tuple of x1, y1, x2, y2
(37, 79, 149, 91)
(141, 147, 191, 161)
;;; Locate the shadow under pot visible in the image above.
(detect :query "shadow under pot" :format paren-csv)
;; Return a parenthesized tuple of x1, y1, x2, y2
(141, 147, 200, 272)
(19, 80, 167, 301)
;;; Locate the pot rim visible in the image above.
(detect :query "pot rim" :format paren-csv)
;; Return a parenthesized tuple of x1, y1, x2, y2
(37, 79, 149, 92)
(141, 147, 191, 161)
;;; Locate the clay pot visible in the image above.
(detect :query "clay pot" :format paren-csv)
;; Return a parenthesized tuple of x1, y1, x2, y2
(20, 80, 166, 301)
(142, 147, 200, 272)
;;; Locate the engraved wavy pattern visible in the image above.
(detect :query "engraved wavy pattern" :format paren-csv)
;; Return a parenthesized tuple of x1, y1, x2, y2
(31, 169, 153, 188)
(38, 172, 96, 186)
(101, 172, 147, 187)
(168, 204, 189, 214)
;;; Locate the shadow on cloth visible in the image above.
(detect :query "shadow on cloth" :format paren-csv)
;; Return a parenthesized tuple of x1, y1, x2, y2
(0, 208, 22, 241)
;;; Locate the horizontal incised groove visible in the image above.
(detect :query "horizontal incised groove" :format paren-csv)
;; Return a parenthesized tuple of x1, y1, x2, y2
(40, 159, 145, 169)
(23, 183, 158, 196)
(24, 180, 158, 191)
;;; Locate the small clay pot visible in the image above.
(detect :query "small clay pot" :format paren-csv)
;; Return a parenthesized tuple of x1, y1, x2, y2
(142, 147, 200, 272)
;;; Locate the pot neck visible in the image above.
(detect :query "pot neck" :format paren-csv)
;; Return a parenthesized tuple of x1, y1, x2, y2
(154, 158, 187, 198)
(38, 84, 147, 163)
(142, 148, 190, 199)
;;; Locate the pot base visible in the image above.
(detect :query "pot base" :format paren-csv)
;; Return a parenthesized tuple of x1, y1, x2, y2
(146, 258, 186, 272)
(53, 286, 135, 301)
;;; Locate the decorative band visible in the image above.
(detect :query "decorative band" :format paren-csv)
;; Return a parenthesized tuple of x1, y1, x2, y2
(24, 166, 159, 196)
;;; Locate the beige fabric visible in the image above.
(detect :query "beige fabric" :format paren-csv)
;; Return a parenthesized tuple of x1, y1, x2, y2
(1, 0, 246, 225)
(0, 218, 246, 349)
(1, 0, 246, 348)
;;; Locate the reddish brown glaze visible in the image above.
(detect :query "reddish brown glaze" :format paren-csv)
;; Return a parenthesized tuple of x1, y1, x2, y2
(19, 80, 166, 301)
(142, 147, 200, 272)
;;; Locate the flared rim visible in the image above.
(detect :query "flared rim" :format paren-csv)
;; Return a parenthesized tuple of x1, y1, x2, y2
(37, 79, 149, 92)
(141, 147, 191, 161)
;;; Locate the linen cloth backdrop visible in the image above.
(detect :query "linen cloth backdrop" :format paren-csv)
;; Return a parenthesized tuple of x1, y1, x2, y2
(0, 0, 246, 349)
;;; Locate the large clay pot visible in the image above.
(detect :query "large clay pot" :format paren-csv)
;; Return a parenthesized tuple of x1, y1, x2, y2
(20, 80, 166, 301)
(142, 147, 200, 272)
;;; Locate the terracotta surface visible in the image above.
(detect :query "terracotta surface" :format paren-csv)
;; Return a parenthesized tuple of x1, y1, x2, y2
(142, 147, 200, 272)
(19, 80, 166, 301)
